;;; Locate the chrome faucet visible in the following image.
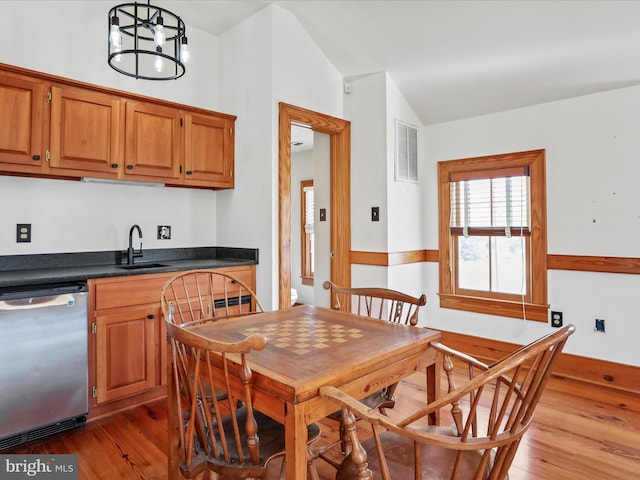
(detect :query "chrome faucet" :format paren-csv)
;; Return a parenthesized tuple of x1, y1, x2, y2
(127, 224, 144, 264)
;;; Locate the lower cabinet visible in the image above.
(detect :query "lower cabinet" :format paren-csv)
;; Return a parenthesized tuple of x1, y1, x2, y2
(94, 306, 159, 404)
(88, 265, 255, 418)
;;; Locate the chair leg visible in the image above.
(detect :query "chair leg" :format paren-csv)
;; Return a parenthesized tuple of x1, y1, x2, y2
(307, 446, 321, 480)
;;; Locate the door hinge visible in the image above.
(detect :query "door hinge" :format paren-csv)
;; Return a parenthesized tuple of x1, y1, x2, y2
(46, 150, 51, 162)
(180, 117, 183, 127)
(229, 127, 233, 136)
(92, 386, 98, 399)
(91, 323, 97, 335)
(46, 91, 52, 103)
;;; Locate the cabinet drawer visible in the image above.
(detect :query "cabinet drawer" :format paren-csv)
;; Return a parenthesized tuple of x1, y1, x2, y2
(94, 275, 172, 310)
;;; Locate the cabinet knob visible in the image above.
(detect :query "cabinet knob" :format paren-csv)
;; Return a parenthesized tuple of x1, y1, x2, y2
(111, 163, 119, 168)
(127, 165, 134, 170)
(147, 314, 155, 320)
(186, 170, 193, 175)
(32, 155, 41, 160)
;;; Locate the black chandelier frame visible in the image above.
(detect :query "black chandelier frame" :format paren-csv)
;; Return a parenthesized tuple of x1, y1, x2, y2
(108, 1, 187, 80)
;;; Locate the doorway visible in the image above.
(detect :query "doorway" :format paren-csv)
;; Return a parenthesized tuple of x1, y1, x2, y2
(278, 103, 351, 310)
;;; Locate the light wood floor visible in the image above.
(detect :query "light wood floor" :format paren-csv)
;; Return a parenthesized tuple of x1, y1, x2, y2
(6, 372, 640, 479)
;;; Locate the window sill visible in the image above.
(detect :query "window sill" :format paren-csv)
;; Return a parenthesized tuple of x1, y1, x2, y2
(439, 293, 548, 322)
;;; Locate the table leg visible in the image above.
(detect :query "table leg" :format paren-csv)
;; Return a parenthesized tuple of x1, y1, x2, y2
(426, 350, 441, 425)
(284, 401, 308, 479)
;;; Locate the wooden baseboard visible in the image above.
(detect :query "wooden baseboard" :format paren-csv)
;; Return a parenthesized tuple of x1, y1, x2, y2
(437, 329, 640, 396)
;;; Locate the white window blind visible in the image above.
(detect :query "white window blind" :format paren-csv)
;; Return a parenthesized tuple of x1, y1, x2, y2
(304, 185, 314, 234)
(450, 167, 530, 237)
(395, 119, 418, 182)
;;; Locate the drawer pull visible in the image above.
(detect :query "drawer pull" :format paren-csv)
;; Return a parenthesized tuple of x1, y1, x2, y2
(147, 314, 155, 319)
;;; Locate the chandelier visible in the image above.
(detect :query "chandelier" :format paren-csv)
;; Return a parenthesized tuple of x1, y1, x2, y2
(108, 1, 190, 80)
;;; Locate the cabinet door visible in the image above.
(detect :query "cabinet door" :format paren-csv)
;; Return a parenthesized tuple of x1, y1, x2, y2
(95, 306, 157, 404)
(125, 101, 181, 180)
(0, 73, 44, 168)
(183, 112, 234, 187)
(49, 86, 123, 175)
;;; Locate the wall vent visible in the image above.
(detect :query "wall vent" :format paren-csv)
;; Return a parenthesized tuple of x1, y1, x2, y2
(395, 119, 418, 182)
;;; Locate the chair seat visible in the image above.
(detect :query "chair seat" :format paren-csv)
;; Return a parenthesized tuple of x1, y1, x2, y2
(336, 430, 489, 480)
(208, 407, 321, 472)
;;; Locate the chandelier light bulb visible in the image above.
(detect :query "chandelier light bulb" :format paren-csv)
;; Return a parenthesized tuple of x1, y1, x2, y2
(154, 47, 164, 72)
(110, 17, 122, 48)
(154, 16, 165, 46)
(180, 37, 190, 63)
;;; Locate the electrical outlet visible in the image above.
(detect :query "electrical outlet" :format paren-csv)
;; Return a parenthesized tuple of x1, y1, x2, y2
(550, 311, 563, 328)
(16, 224, 31, 243)
(157, 225, 171, 240)
(371, 206, 380, 222)
(595, 318, 606, 333)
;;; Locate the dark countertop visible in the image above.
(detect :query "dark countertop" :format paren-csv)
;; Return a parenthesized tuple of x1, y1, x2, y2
(0, 247, 258, 289)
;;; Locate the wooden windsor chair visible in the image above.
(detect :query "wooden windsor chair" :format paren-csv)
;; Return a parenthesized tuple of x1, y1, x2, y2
(323, 280, 427, 415)
(160, 269, 264, 327)
(166, 320, 321, 479)
(316, 281, 427, 468)
(320, 324, 575, 480)
(160, 269, 265, 408)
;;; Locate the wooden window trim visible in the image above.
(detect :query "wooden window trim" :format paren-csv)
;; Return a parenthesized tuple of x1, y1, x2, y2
(438, 149, 548, 322)
(300, 179, 314, 286)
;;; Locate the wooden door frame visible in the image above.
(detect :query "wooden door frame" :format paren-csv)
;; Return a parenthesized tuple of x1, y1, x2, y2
(278, 103, 351, 309)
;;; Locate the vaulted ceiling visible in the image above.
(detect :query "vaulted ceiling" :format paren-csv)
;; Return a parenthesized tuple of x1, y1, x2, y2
(162, 0, 640, 125)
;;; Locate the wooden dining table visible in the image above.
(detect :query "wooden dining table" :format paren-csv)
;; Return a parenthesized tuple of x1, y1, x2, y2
(167, 304, 441, 479)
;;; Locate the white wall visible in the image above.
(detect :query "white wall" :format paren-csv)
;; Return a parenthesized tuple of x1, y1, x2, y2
(218, 4, 343, 309)
(0, 1, 220, 255)
(2, 1, 219, 110)
(345, 73, 388, 254)
(422, 85, 640, 365)
(346, 72, 425, 298)
(312, 133, 332, 308)
(216, 6, 274, 306)
(0, 177, 217, 254)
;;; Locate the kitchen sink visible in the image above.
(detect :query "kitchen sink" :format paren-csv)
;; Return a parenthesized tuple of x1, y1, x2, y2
(116, 263, 168, 270)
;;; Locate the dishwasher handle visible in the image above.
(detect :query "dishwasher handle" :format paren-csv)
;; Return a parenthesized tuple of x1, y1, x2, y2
(0, 293, 79, 311)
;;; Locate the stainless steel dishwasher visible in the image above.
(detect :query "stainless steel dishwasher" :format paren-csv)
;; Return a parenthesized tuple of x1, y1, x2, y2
(0, 282, 89, 450)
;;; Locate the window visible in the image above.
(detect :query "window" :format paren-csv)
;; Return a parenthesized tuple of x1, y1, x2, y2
(438, 150, 548, 321)
(301, 180, 314, 285)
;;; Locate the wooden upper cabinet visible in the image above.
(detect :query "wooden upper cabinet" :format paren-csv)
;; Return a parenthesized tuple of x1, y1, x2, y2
(49, 86, 123, 175)
(183, 111, 234, 187)
(0, 64, 235, 188)
(0, 73, 44, 169)
(124, 101, 181, 180)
